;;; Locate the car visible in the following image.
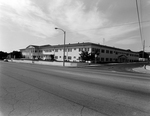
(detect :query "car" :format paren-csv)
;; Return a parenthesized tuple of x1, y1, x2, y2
(3, 59, 8, 62)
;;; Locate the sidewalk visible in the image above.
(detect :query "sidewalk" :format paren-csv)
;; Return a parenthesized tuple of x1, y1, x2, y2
(132, 65, 150, 74)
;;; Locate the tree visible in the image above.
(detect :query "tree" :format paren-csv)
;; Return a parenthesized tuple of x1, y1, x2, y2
(9, 51, 23, 59)
(79, 51, 90, 62)
(90, 49, 100, 63)
(0, 51, 8, 60)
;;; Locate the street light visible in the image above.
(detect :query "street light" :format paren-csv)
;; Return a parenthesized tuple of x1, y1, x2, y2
(55, 27, 66, 66)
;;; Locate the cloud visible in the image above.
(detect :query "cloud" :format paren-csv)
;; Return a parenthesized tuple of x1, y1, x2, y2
(47, 0, 140, 43)
(48, 0, 107, 31)
(70, 23, 139, 44)
(115, 36, 138, 45)
(0, 0, 143, 42)
(0, 0, 57, 38)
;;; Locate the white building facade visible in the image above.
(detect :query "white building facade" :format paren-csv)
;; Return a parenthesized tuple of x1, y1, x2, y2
(20, 42, 139, 63)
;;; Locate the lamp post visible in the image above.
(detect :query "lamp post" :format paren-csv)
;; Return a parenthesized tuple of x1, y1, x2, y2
(55, 27, 66, 66)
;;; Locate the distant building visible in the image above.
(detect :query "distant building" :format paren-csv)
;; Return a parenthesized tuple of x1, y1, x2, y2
(20, 42, 139, 63)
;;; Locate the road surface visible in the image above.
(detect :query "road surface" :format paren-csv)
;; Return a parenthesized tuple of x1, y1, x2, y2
(0, 61, 150, 116)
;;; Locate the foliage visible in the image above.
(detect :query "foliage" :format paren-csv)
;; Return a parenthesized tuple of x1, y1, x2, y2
(90, 49, 100, 63)
(79, 51, 90, 62)
(8, 51, 23, 58)
(79, 49, 100, 63)
(0, 51, 8, 60)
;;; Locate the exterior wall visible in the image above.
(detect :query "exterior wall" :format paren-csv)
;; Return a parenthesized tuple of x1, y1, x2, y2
(20, 46, 42, 59)
(20, 43, 139, 63)
(90, 45, 139, 63)
(41, 47, 55, 60)
(53, 45, 91, 62)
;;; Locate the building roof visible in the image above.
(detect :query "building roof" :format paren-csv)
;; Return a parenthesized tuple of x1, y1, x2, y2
(20, 42, 138, 54)
(52, 42, 138, 53)
(26, 45, 40, 49)
(40, 45, 51, 48)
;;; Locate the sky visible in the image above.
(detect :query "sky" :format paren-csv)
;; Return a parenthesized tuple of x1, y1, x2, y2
(0, 0, 150, 52)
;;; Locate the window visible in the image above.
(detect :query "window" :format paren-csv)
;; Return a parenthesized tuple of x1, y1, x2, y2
(101, 58, 104, 61)
(85, 48, 87, 51)
(106, 50, 109, 53)
(68, 56, 72, 60)
(101, 49, 105, 53)
(74, 56, 76, 58)
(85, 48, 89, 51)
(106, 58, 109, 61)
(59, 56, 61, 58)
(92, 48, 95, 52)
(55, 56, 58, 59)
(64, 56, 66, 59)
(68, 48, 72, 52)
(79, 48, 83, 52)
(110, 58, 112, 62)
(110, 51, 113, 54)
(74, 48, 76, 50)
(55, 49, 58, 52)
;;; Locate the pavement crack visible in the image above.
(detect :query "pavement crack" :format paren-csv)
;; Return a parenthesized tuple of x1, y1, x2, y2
(25, 103, 32, 116)
(8, 103, 15, 116)
(80, 106, 85, 116)
(18, 88, 31, 94)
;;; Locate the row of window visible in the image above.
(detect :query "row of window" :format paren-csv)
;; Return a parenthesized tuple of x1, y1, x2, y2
(24, 50, 42, 53)
(43, 48, 90, 52)
(100, 58, 138, 62)
(25, 48, 139, 57)
(55, 56, 77, 60)
(100, 49, 138, 57)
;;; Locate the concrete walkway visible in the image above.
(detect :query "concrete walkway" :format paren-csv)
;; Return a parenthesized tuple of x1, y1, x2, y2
(0, 72, 106, 116)
(132, 65, 150, 74)
(146, 65, 150, 70)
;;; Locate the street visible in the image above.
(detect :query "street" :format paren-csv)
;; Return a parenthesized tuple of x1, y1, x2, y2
(0, 61, 150, 116)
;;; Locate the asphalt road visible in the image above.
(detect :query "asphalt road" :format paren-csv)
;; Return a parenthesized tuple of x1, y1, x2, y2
(0, 61, 150, 116)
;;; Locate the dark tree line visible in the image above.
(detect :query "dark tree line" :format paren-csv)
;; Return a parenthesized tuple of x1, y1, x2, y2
(8, 51, 23, 59)
(0, 51, 8, 60)
(0, 51, 23, 60)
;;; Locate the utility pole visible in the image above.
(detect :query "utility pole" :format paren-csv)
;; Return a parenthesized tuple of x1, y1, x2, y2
(135, 0, 145, 59)
(103, 38, 105, 45)
(143, 40, 145, 59)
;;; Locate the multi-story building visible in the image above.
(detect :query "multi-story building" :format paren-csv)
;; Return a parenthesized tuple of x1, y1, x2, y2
(20, 42, 139, 63)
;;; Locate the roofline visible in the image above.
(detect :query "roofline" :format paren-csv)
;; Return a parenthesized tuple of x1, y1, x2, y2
(21, 42, 139, 53)
(51, 42, 138, 53)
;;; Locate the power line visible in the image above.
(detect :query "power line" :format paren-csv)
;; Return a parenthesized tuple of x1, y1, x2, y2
(136, 0, 144, 47)
(66, 20, 150, 33)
